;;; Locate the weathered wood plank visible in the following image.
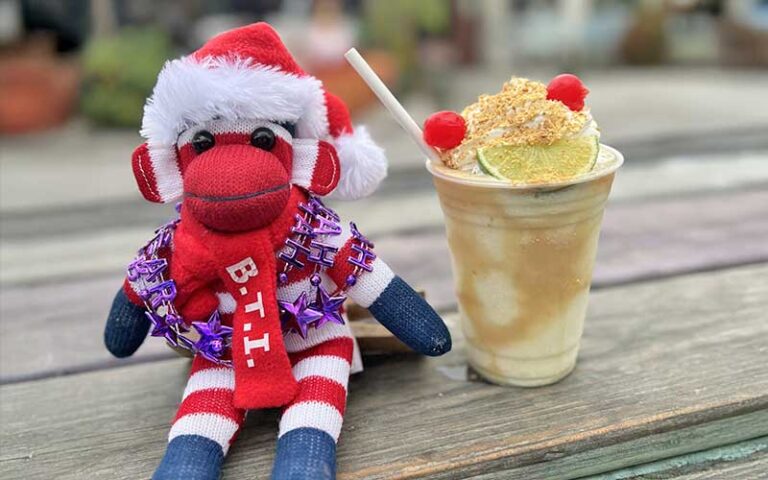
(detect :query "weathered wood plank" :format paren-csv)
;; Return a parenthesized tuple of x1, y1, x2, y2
(3, 188, 768, 383)
(584, 436, 768, 480)
(4, 163, 768, 286)
(0, 278, 411, 384)
(3, 147, 766, 241)
(1, 264, 766, 480)
(461, 413, 768, 480)
(0, 275, 174, 382)
(672, 444, 767, 480)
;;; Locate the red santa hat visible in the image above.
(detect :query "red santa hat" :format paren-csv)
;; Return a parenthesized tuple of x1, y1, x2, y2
(137, 22, 386, 202)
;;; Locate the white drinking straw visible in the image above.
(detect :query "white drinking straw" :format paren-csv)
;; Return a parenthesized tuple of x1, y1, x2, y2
(344, 48, 442, 163)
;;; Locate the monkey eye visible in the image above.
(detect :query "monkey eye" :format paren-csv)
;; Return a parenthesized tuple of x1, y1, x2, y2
(191, 130, 215, 154)
(250, 127, 276, 151)
(278, 122, 296, 137)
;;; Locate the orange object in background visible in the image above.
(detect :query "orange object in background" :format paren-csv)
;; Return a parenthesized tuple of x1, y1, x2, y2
(295, 0, 399, 116)
(312, 50, 398, 117)
(0, 37, 79, 134)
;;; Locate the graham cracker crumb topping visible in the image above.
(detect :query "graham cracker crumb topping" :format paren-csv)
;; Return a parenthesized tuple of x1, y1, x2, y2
(444, 77, 591, 168)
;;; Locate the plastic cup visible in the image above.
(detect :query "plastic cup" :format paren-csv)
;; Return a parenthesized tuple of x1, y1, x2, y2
(427, 145, 624, 386)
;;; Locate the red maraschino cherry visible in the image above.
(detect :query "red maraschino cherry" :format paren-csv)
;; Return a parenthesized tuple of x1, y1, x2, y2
(546, 74, 589, 111)
(423, 111, 467, 149)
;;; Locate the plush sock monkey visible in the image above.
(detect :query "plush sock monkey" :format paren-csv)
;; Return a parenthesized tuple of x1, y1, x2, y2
(103, 23, 451, 480)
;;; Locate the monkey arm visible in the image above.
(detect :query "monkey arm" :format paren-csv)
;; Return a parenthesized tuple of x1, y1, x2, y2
(370, 274, 452, 356)
(104, 244, 216, 358)
(104, 279, 220, 359)
(325, 236, 452, 356)
(104, 280, 151, 358)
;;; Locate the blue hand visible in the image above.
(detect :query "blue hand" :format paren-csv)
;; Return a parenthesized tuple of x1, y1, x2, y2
(104, 288, 151, 358)
(368, 276, 452, 356)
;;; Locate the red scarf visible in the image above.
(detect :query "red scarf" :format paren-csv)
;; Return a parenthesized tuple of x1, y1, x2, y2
(173, 213, 298, 409)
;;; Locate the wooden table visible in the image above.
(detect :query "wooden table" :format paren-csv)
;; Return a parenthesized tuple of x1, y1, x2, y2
(2, 152, 767, 479)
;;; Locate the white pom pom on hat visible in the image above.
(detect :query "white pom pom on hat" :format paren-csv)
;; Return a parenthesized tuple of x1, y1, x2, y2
(330, 126, 386, 200)
(134, 22, 386, 203)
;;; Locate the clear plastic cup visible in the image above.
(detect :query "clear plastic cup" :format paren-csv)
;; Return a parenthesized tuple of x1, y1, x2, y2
(427, 145, 624, 386)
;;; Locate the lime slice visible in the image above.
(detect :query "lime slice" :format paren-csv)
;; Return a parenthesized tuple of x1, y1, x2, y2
(477, 136, 599, 184)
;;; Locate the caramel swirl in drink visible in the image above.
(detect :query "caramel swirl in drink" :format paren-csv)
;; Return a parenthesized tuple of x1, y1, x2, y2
(424, 74, 623, 386)
(344, 48, 622, 386)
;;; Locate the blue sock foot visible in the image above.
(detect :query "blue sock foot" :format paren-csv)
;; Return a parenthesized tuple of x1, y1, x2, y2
(153, 435, 224, 480)
(271, 428, 337, 480)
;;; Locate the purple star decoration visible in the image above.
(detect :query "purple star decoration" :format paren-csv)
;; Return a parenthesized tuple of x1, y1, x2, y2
(127, 208, 233, 367)
(133, 196, 372, 363)
(192, 311, 233, 363)
(313, 286, 346, 328)
(280, 292, 323, 338)
(147, 311, 177, 344)
(275, 196, 376, 338)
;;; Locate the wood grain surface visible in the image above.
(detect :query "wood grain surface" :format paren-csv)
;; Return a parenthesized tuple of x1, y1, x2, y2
(586, 436, 768, 480)
(3, 187, 768, 383)
(2, 264, 766, 480)
(673, 449, 767, 480)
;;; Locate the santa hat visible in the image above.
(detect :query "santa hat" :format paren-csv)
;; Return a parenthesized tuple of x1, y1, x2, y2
(135, 23, 386, 203)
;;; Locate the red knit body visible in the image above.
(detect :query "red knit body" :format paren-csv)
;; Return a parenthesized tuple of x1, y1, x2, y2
(170, 188, 314, 409)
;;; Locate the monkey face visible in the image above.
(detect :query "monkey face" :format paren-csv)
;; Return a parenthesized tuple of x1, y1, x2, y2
(177, 119, 295, 232)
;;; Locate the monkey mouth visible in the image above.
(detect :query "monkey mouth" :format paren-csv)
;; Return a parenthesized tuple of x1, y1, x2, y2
(184, 183, 290, 203)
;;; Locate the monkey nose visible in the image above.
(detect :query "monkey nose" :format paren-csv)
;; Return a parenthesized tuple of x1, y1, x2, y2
(182, 144, 291, 232)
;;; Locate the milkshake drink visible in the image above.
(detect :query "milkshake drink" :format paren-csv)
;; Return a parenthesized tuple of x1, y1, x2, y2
(423, 75, 623, 386)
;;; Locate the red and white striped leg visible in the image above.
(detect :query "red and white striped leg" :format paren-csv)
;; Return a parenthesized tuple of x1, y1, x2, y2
(169, 355, 245, 454)
(270, 324, 353, 479)
(154, 356, 245, 480)
(280, 322, 354, 442)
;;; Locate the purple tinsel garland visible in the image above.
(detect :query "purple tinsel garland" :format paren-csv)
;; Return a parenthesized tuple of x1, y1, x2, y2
(126, 196, 375, 367)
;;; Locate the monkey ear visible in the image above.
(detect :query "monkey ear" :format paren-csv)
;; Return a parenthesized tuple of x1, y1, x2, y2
(131, 143, 163, 203)
(291, 139, 340, 197)
(131, 143, 183, 203)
